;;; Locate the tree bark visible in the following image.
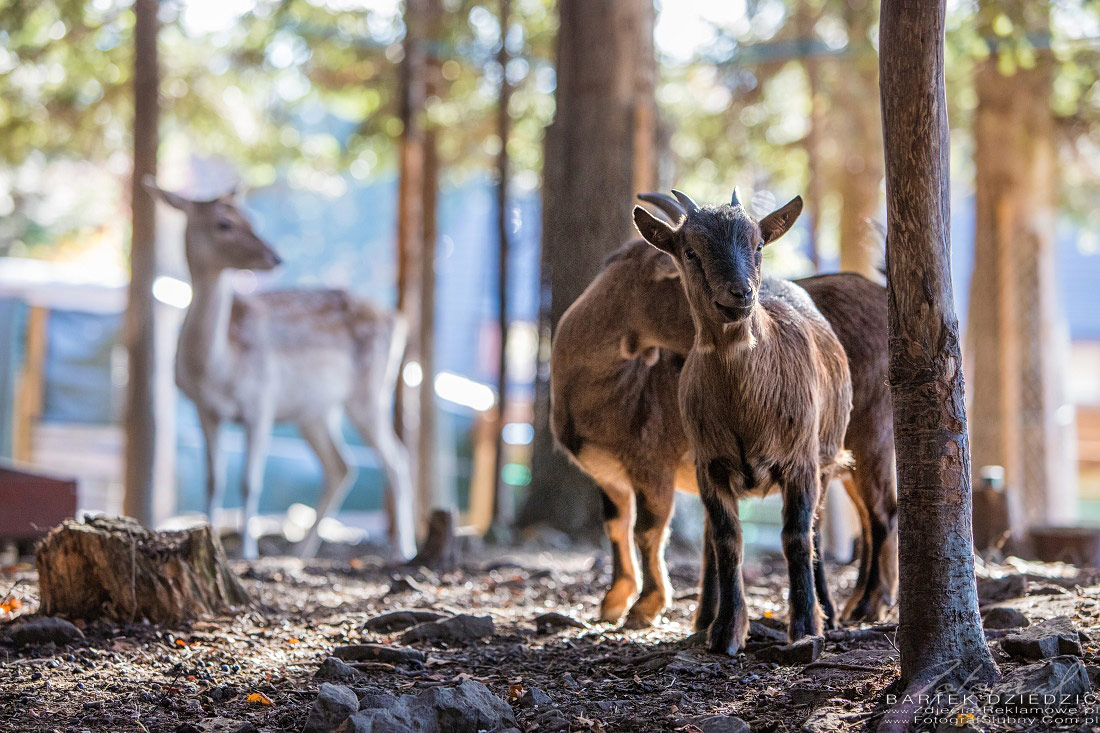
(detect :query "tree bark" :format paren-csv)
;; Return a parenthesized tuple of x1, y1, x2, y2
(523, 0, 658, 538)
(491, 0, 515, 533)
(36, 516, 249, 624)
(123, 0, 159, 528)
(878, 0, 998, 705)
(797, 1, 824, 271)
(396, 0, 428, 530)
(967, 0, 1069, 538)
(836, 0, 884, 278)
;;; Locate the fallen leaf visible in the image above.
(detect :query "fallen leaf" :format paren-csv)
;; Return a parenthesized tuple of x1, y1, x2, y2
(288, 638, 299, 644)
(507, 683, 525, 701)
(246, 692, 273, 706)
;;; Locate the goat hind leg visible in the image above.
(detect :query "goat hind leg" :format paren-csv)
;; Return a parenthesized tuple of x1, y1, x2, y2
(624, 480, 674, 629)
(598, 484, 639, 624)
(298, 412, 356, 560)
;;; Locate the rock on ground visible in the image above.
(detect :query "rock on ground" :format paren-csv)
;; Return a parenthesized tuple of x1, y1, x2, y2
(991, 656, 1091, 708)
(400, 614, 495, 645)
(338, 679, 516, 732)
(363, 610, 449, 633)
(1000, 616, 1082, 660)
(982, 606, 1029, 630)
(315, 656, 364, 682)
(8, 616, 85, 647)
(305, 683, 360, 733)
(691, 714, 750, 733)
(332, 643, 426, 666)
(756, 636, 823, 665)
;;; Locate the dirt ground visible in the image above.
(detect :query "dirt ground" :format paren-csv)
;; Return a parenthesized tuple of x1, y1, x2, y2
(2, 537, 1100, 733)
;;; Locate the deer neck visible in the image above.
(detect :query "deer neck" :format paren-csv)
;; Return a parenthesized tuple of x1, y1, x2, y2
(179, 266, 235, 377)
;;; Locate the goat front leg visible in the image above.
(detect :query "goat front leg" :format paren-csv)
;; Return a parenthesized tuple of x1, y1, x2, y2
(624, 479, 674, 629)
(699, 461, 748, 656)
(694, 514, 718, 633)
(782, 464, 824, 641)
(240, 413, 273, 561)
(198, 410, 226, 529)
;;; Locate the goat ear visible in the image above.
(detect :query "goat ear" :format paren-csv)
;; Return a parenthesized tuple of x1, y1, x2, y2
(633, 205, 676, 254)
(759, 196, 803, 245)
(143, 176, 193, 212)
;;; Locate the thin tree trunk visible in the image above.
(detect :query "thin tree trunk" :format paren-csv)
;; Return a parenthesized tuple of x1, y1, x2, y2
(878, 0, 998, 708)
(491, 0, 514, 532)
(837, 0, 883, 278)
(416, 0, 444, 514)
(523, 0, 657, 538)
(797, 1, 824, 272)
(396, 0, 427, 530)
(123, 0, 159, 528)
(967, 0, 1069, 538)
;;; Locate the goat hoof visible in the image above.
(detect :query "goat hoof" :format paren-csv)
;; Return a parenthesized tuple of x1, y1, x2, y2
(598, 605, 627, 624)
(622, 610, 657, 630)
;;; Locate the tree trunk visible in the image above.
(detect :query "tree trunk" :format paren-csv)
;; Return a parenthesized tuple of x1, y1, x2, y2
(396, 0, 427, 530)
(797, 2, 824, 272)
(123, 0, 159, 528)
(878, 0, 998, 704)
(523, 0, 658, 538)
(967, 0, 1069, 539)
(836, 0, 884, 278)
(491, 0, 515, 533)
(36, 516, 249, 624)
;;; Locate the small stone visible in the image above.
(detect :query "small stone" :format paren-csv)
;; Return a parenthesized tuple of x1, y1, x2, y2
(332, 643, 426, 666)
(514, 686, 553, 709)
(533, 612, 589, 633)
(991, 656, 1091, 708)
(314, 656, 364, 682)
(748, 620, 788, 645)
(341, 679, 515, 732)
(9, 617, 85, 648)
(691, 714, 750, 733)
(982, 606, 1029, 630)
(1001, 616, 1082, 660)
(400, 614, 495, 644)
(304, 683, 359, 733)
(185, 699, 205, 715)
(385, 576, 429, 596)
(363, 610, 448, 633)
(977, 574, 1028, 605)
(756, 636, 824, 665)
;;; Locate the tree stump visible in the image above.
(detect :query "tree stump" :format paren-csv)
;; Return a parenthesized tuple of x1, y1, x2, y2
(35, 516, 250, 624)
(411, 509, 457, 571)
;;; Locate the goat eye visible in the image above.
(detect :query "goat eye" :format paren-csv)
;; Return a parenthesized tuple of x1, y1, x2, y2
(217, 220, 233, 232)
(683, 248, 697, 261)
(756, 241, 764, 252)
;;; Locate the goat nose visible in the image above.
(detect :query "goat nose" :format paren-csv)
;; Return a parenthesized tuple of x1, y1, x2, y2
(722, 286, 752, 307)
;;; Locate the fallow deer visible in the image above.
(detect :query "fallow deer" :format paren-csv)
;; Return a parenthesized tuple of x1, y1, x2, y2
(146, 179, 416, 561)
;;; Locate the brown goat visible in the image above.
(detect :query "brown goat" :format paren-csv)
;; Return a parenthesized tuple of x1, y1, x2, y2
(551, 210, 896, 631)
(633, 188, 854, 654)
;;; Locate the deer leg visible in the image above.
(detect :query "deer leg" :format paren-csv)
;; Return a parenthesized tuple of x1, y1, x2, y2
(352, 408, 417, 561)
(698, 461, 748, 656)
(298, 411, 356, 560)
(198, 410, 225, 529)
(782, 464, 824, 642)
(695, 514, 719, 633)
(624, 479, 674, 629)
(240, 414, 273, 561)
(597, 483, 639, 624)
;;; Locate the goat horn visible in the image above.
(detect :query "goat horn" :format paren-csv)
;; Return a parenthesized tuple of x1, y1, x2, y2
(731, 187, 742, 208)
(671, 189, 699, 214)
(637, 193, 685, 222)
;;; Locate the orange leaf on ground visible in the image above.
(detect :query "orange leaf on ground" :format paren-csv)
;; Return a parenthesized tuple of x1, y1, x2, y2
(246, 692, 273, 706)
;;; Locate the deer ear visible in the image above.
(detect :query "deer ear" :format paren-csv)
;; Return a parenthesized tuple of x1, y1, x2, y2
(633, 206, 676, 254)
(143, 176, 193, 212)
(759, 196, 803, 245)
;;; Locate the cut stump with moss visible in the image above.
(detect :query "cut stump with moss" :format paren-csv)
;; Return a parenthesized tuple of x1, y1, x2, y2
(35, 516, 250, 624)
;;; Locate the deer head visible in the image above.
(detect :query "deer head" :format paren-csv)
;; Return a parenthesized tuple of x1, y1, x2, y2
(144, 176, 282, 273)
(632, 188, 802, 326)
